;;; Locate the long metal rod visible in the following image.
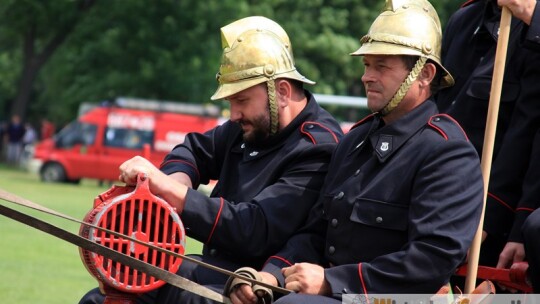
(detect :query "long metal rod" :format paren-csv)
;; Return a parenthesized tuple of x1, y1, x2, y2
(0, 188, 291, 295)
(0, 204, 230, 303)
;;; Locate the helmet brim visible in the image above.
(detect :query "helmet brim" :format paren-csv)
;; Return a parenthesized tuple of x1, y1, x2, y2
(211, 70, 315, 100)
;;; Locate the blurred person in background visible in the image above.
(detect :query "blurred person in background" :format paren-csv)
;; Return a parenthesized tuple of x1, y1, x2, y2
(40, 118, 55, 140)
(5, 115, 25, 165)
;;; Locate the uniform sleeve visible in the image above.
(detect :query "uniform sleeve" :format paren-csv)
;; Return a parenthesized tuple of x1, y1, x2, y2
(260, 140, 349, 285)
(180, 141, 337, 258)
(508, 129, 540, 241)
(160, 122, 234, 188)
(484, 51, 540, 242)
(523, 1, 540, 51)
(325, 139, 483, 295)
(261, 198, 329, 286)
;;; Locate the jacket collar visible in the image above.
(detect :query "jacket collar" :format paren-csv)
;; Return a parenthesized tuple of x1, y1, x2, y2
(369, 100, 438, 163)
(252, 90, 317, 148)
(236, 90, 319, 159)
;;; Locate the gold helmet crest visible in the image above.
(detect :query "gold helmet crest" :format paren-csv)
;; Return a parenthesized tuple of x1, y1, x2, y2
(211, 16, 314, 134)
(352, 0, 453, 88)
(211, 16, 314, 101)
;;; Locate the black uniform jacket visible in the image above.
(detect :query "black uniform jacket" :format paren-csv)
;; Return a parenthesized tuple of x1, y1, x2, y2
(160, 91, 343, 268)
(263, 100, 483, 296)
(436, 1, 540, 243)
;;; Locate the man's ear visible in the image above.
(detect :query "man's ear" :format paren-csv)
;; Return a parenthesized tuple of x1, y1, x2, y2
(275, 79, 292, 107)
(419, 62, 437, 86)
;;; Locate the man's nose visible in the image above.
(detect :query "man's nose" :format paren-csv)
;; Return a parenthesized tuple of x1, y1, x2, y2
(229, 105, 242, 122)
(361, 69, 374, 83)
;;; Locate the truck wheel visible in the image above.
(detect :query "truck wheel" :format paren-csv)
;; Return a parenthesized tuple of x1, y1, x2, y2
(41, 163, 67, 183)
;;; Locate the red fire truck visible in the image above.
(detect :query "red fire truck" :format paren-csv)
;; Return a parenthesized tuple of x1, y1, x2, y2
(31, 97, 223, 183)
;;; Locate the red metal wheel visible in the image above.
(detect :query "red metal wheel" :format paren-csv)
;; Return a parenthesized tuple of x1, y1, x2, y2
(80, 174, 185, 293)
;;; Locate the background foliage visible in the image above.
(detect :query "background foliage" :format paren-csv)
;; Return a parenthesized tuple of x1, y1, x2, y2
(0, 0, 463, 126)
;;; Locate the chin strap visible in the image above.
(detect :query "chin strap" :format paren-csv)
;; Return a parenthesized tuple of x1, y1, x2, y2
(381, 56, 427, 115)
(267, 80, 279, 135)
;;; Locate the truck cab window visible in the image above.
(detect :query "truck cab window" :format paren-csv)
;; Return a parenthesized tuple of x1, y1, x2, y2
(104, 127, 154, 150)
(55, 122, 97, 148)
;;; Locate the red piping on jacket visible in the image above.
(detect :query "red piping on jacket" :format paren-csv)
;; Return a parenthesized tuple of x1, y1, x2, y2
(206, 197, 224, 244)
(160, 159, 200, 183)
(488, 192, 514, 212)
(358, 263, 369, 303)
(300, 121, 340, 144)
(266, 255, 293, 267)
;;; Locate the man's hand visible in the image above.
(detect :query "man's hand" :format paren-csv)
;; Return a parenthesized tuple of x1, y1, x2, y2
(229, 272, 277, 304)
(498, 0, 537, 25)
(496, 241, 526, 292)
(497, 242, 526, 269)
(119, 156, 188, 211)
(282, 263, 330, 295)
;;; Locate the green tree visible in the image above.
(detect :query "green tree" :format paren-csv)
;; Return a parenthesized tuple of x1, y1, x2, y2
(34, 0, 244, 124)
(0, 0, 465, 126)
(0, 0, 96, 120)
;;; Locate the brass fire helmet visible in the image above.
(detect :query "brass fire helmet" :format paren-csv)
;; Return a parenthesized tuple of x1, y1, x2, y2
(351, 0, 454, 115)
(211, 16, 315, 134)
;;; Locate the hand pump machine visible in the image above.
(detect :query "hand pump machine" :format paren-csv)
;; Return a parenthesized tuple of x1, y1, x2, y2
(79, 173, 186, 303)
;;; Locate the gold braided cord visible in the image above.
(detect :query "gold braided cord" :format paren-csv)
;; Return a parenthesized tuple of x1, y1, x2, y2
(267, 80, 279, 135)
(381, 56, 427, 115)
(360, 34, 434, 56)
(218, 66, 296, 83)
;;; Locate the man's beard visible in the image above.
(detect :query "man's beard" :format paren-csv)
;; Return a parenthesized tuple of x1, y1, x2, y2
(241, 113, 271, 144)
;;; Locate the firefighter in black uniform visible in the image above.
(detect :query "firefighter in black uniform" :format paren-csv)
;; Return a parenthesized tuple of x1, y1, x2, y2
(435, 0, 540, 288)
(78, 16, 343, 304)
(229, 1, 484, 303)
(502, 0, 540, 294)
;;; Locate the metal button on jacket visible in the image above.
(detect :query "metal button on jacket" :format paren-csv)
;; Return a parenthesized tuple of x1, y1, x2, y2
(328, 246, 335, 254)
(376, 216, 383, 224)
(331, 218, 338, 227)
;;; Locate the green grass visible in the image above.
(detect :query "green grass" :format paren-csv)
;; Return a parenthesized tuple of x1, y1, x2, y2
(0, 165, 202, 304)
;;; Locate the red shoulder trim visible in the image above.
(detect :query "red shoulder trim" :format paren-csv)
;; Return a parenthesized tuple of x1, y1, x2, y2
(427, 114, 469, 141)
(350, 113, 377, 131)
(461, 0, 479, 8)
(300, 121, 340, 144)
